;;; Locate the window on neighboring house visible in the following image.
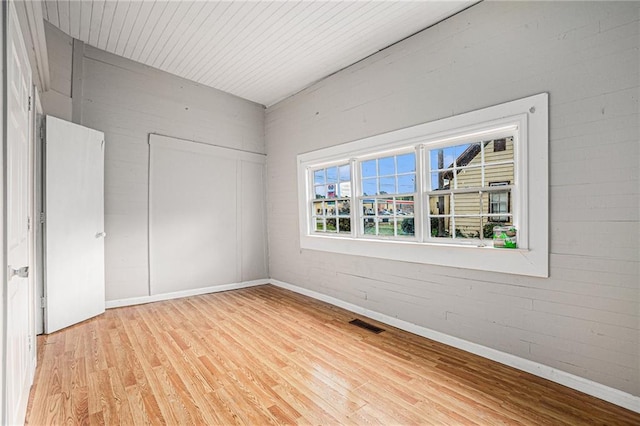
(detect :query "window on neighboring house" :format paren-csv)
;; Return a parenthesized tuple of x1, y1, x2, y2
(297, 93, 548, 277)
(493, 138, 507, 152)
(360, 152, 416, 237)
(488, 182, 510, 223)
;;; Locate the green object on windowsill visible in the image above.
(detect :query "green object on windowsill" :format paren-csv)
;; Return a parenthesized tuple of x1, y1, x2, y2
(493, 226, 517, 249)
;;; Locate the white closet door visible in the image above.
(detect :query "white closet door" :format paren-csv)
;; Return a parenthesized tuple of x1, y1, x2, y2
(45, 116, 105, 334)
(149, 135, 265, 295)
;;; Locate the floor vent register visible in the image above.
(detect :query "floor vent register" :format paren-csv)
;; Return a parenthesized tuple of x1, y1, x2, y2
(349, 318, 385, 334)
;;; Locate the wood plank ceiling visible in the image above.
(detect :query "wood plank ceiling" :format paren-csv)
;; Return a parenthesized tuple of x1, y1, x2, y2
(42, 0, 473, 106)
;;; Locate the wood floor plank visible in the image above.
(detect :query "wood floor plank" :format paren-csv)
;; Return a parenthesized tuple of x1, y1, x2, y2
(26, 284, 640, 425)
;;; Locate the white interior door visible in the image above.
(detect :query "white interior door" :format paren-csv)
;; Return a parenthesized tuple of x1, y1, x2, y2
(6, 2, 35, 424)
(45, 116, 105, 334)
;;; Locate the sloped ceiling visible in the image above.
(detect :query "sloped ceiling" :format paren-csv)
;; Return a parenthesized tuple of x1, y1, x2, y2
(43, 1, 473, 106)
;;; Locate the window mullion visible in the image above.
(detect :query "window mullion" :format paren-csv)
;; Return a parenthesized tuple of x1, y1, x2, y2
(308, 166, 315, 234)
(450, 192, 455, 239)
(416, 145, 425, 242)
(351, 158, 359, 238)
(479, 190, 484, 242)
(392, 198, 397, 237)
(481, 141, 486, 187)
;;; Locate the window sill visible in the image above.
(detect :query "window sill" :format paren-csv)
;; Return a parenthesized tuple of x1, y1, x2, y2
(300, 234, 547, 277)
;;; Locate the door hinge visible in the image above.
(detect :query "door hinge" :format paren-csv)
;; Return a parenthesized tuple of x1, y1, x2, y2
(40, 212, 45, 224)
(27, 216, 31, 231)
(40, 297, 46, 308)
(28, 95, 32, 112)
(40, 119, 46, 142)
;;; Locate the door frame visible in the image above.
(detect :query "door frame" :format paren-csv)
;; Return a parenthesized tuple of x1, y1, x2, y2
(33, 90, 43, 336)
(1, 3, 6, 422)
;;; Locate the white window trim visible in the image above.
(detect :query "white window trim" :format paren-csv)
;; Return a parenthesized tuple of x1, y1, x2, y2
(297, 93, 548, 277)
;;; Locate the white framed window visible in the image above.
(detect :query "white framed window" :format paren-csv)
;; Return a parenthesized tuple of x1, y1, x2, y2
(359, 151, 417, 238)
(310, 163, 352, 234)
(297, 93, 548, 277)
(426, 136, 515, 243)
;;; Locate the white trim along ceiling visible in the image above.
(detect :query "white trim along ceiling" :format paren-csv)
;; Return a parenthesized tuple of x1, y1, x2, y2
(41, 0, 474, 106)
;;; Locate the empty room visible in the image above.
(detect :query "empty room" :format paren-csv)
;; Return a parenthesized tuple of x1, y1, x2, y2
(1, 0, 639, 424)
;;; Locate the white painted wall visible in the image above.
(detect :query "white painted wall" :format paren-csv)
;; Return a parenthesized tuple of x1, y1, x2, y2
(74, 45, 267, 302)
(265, 1, 640, 397)
(41, 21, 71, 121)
(148, 134, 267, 295)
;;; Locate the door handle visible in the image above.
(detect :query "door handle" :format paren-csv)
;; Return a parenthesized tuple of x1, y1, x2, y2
(95, 232, 107, 238)
(9, 266, 29, 279)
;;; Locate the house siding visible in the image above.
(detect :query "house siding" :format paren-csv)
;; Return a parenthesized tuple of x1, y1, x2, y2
(265, 1, 639, 397)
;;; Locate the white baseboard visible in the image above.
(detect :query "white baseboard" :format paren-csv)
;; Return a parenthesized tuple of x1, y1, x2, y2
(105, 279, 269, 309)
(270, 279, 640, 414)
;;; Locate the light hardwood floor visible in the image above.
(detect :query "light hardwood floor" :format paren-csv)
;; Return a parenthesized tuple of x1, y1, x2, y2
(26, 284, 640, 425)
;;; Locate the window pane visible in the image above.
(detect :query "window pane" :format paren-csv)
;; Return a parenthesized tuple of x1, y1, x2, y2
(338, 200, 350, 216)
(482, 217, 498, 239)
(430, 216, 451, 237)
(430, 171, 451, 190)
(430, 146, 455, 170)
(485, 164, 514, 187)
(456, 165, 482, 189)
(429, 194, 450, 216)
(362, 178, 377, 196)
(454, 216, 481, 239)
(313, 201, 323, 216)
(363, 218, 376, 234)
(315, 218, 324, 232)
(362, 199, 375, 216)
(377, 198, 394, 214)
(315, 185, 326, 199)
(339, 164, 351, 181)
(362, 160, 376, 178)
(325, 200, 336, 216)
(326, 218, 337, 232)
(338, 181, 351, 198)
(326, 184, 337, 198)
(397, 217, 414, 236)
(313, 169, 325, 185)
(396, 196, 414, 215)
(486, 137, 513, 162)
(326, 167, 338, 183)
(379, 177, 395, 194)
(397, 174, 415, 194)
(378, 156, 395, 176)
(454, 143, 480, 167)
(453, 192, 480, 215)
(378, 218, 394, 236)
(397, 153, 416, 173)
(338, 218, 351, 234)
